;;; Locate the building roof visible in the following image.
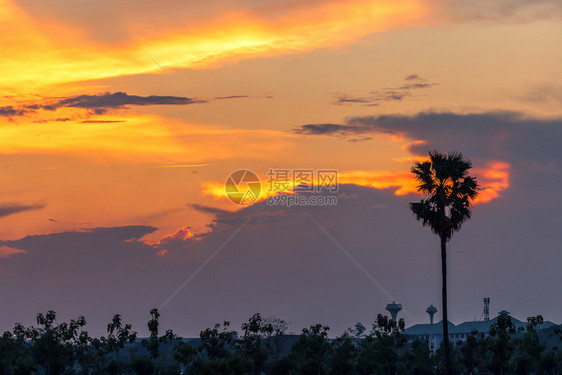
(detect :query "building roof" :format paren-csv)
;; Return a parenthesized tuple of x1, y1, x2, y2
(450, 315, 525, 334)
(404, 320, 455, 336)
(405, 311, 558, 336)
(538, 321, 558, 330)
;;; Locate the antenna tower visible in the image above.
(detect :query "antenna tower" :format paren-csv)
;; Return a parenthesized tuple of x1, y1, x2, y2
(481, 297, 490, 321)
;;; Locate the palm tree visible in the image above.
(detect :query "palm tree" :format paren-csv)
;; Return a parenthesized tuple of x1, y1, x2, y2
(410, 151, 478, 374)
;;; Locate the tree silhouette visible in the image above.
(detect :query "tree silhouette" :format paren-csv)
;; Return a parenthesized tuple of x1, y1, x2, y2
(27, 311, 87, 375)
(106, 314, 137, 373)
(355, 315, 406, 374)
(235, 313, 274, 375)
(289, 324, 330, 375)
(329, 331, 357, 375)
(410, 151, 478, 375)
(142, 308, 160, 375)
(487, 314, 518, 374)
(199, 321, 236, 362)
(2, 308, 562, 373)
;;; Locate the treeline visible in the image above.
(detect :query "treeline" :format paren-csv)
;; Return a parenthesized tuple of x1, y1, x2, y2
(0, 310, 560, 375)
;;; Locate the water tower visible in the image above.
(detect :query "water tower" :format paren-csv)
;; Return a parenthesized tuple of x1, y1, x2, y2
(386, 301, 402, 322)
(426, 305, 438, 352)
(426, 305, 437, 324)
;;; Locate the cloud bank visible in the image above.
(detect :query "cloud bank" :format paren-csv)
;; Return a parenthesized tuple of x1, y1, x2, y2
(0, 202, 45, 218)
(295, 111, 562, 166)
(0, 92, 201, 119)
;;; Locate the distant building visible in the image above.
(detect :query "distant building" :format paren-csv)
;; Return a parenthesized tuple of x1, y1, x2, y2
(405, 304, 558, 350)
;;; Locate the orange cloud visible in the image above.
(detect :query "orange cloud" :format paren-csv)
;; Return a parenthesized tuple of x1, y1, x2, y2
(201, 169, 417, 203)
(203, 162, 510, 205)
(145, 226, 198, 252)
(473, 161, 510, 203)
(340, 163, 511, 203)
(339, 170, 417, 195)
(0, 0, 427, 93)
(393, 155, 430, 164)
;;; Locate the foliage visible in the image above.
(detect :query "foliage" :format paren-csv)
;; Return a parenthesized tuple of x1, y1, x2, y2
(356, 314, 406, 375)
(287, 324, 331, 375)
(329, 331, 357, 375)
(0, 310, 560, 375)
(198, 321, 237, 361)
(409, 151, 478, 242)
(234, 313, 274, 374)
(28, 311, 86, 375)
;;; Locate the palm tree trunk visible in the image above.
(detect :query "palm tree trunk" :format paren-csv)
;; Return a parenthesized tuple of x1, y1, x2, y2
(441, 235, 452, 375)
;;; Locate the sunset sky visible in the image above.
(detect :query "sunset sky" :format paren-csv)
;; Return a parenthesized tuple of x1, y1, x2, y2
(1, 0, 561, 336)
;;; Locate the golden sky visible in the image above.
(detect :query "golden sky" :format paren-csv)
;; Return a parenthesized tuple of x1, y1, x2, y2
(1, 0, 561, 333)
(1, 0, 560, 239)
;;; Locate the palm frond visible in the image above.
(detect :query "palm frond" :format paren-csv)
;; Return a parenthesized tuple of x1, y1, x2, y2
(410, 150, 478, 241)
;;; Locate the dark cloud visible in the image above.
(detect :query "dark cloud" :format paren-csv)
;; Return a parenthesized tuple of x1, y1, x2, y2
(333, 95, 373, 105)
(0, 225, 158, 278)
(213, 95, 249, 100)
(295, 111, 562, 165)
(294, 123, 350, 135)
(401, 83, 434, 89)
(374, 91, 408, 102)
(294, 122, 396, 136)
(0, 202, 45, 218)
(55, 92, 199, 109)
(213, 94, 274, 100)
(0, 106, 27, 117)
(333, 76, 436, 106)
(345, 112, 562, 166)
(0, 92, 196, 118)
(1, 91, 257, 119)
(1, 225, 156, 251)
(80, 120, 125, 123)
(348, 137, 373, 143)
(0, 225, 160, 332)
(404, 74, 424, 81)
(46, 218, 93, 226)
